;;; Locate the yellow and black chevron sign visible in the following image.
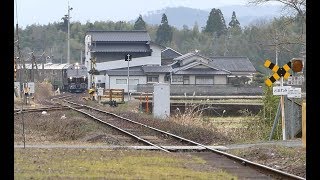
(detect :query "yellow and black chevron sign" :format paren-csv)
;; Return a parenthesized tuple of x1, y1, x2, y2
(264, 60, 291, 87)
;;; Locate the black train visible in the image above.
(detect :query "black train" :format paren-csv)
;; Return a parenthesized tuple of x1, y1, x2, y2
(64, 63, 88, 93)
(17, 63, 88, 93)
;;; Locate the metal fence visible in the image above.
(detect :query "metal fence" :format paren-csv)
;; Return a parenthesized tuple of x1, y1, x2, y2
(284, 97, 302, 139)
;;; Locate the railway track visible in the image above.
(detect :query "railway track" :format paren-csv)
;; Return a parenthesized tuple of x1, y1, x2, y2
(47, 95, 305, 180)
(14, 95, 80, 114)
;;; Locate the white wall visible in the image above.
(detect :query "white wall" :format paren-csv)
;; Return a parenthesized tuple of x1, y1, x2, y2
(96, 43, 162, 71)
(159, 74, 165, 83)
(109, 76, 146, 92)
(96, 56, 160, 71)
(190, 75, 195, 84)
(95, 75, 105, 84)
(214, 75, 227, 84)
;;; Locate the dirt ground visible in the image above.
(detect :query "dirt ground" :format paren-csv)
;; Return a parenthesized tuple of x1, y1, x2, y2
(226, 144, 306, 178)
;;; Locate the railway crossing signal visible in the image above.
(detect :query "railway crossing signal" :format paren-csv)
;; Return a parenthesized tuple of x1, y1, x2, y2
(291, 58, 303, 72)
(264, 60, 291, 87)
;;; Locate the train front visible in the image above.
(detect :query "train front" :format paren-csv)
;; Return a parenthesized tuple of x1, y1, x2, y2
(66, 63, 88, 93)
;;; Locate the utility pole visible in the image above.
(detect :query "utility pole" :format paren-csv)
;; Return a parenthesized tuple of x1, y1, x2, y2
(67, 1, 73, 64)
(15, 0, 26, 149)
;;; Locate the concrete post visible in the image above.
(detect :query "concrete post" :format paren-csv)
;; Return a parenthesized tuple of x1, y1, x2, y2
(153, 83, 170, 120)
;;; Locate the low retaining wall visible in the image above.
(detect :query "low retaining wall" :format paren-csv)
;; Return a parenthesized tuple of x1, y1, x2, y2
(137, 84, 263, 96)
(141, 102, 263, 116)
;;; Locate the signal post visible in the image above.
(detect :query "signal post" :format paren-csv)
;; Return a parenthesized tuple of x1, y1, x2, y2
(264, 58, 303, 140)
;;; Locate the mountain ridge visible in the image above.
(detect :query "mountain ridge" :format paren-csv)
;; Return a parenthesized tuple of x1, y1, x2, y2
(131, 5, 283, 29)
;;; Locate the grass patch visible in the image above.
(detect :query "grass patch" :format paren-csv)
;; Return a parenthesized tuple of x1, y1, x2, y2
(206, 108, 277, 144)
(15, 149, 237, 179)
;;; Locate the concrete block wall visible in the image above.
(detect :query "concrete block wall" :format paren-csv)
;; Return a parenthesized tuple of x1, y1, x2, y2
(137, 84, 263, 96)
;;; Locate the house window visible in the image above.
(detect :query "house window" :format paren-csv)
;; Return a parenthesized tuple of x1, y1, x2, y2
(164, 75, 170, 82)
(183, 76, 189, 84)
(147, 76, 159, 83)
(97, 83, 105, 88)
(172, 75, 183, 82)
(195, 76, 213, 84)
(116, 79, 127, 84)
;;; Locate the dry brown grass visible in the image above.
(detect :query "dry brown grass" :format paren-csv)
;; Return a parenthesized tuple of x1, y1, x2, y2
(170, 104, 214, 129)
(33, 82, 54, 103)
(168, 104, 275, 144)
(14, 110, 110, 143)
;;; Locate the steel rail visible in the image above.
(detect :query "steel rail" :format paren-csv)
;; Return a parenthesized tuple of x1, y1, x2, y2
(14, 105, 83, 114)
(64, 99, 305, 180)
(54, 100, 170, 153)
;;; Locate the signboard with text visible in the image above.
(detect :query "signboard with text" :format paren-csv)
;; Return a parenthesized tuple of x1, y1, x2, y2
(125, 54, 132, 61)
(273, 86, 291, 95)
(287, 87, 301, 98)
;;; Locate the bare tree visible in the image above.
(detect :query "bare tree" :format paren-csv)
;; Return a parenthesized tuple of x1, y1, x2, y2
(248, 0, 306, 17)
(248, 0, 306, 52)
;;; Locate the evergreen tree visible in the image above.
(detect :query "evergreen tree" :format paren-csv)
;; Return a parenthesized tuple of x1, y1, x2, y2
(192, 22, 199, 36)
(155, 14, 173, 45)
(203, 8, 227, 37)
(228, 11, 241, 29)
(133, 15, 146, 30)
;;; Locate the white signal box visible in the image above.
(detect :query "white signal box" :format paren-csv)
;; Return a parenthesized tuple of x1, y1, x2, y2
(97, 87, 104, 96)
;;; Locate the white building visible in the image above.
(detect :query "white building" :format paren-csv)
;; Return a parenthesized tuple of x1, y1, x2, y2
(84, 30, 163, 90)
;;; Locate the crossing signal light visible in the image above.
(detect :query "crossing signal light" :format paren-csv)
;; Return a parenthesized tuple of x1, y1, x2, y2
(291, 58, 303, 72)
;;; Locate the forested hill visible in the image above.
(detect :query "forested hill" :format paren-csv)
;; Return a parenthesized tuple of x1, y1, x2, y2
(138, 5, 282, 29)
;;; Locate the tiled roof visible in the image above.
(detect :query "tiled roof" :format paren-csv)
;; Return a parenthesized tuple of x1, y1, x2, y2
(86, 30, 151, 42)
(174, 61, 222, 72)
(19, 63, 69, 70)
(91, 44, 151, 53)
(105, 66, 145, 76)
(105, 70, 145, 76)
(105, 65, 173, 76)
(142, 65, 172, 73)
(173, 52, 210, 61)
(209, 56, 256, 72)
(173, 52, 195, 61)
(173, 69, 230, 75)
(161, 47, 182, 59)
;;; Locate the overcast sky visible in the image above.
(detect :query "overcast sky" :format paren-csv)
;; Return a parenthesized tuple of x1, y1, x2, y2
(14, 0, 281, 28)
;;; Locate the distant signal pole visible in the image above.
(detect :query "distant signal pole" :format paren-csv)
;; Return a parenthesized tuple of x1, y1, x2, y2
(67, 1, 73, 64)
